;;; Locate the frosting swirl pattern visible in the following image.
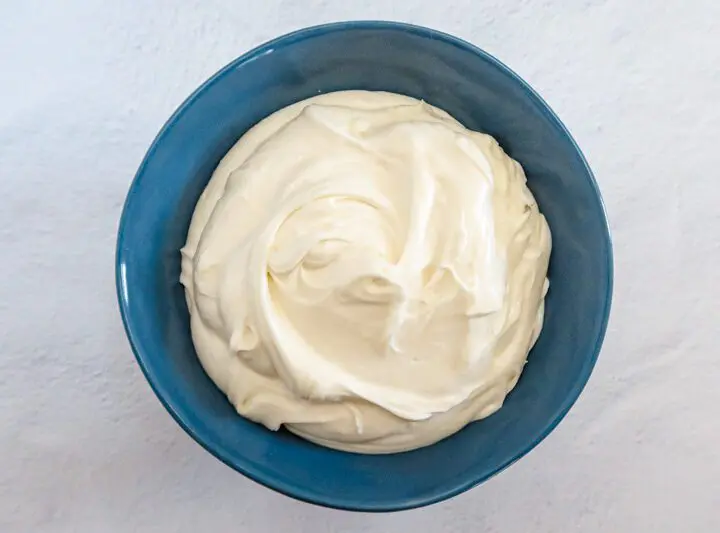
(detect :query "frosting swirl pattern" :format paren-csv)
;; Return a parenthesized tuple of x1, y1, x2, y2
(181, 91, 551, 453)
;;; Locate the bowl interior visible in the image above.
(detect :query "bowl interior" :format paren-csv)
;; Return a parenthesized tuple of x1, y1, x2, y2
(117, 22, 612, 511)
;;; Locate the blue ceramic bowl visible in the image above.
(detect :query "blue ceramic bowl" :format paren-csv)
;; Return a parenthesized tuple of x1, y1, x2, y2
(116, 21, 612, 511)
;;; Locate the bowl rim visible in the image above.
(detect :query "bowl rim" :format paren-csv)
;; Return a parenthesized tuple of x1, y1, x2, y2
(116, 20, 614, 512)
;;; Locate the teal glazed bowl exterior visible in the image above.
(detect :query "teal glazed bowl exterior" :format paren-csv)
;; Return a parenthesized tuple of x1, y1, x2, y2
(116, 21, 613, 511)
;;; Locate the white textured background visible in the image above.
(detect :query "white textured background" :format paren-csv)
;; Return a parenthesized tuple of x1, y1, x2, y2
(2, 1, 719, 531)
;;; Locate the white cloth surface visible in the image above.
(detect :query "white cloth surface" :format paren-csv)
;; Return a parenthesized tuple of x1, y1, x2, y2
(1, 1, 718, 531)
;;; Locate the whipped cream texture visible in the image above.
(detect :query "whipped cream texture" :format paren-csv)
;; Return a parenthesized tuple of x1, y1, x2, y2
(180, 91, 551, 453)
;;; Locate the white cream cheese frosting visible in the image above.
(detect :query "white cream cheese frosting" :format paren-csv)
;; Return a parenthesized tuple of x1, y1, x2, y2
(180, 91, 551, 453)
